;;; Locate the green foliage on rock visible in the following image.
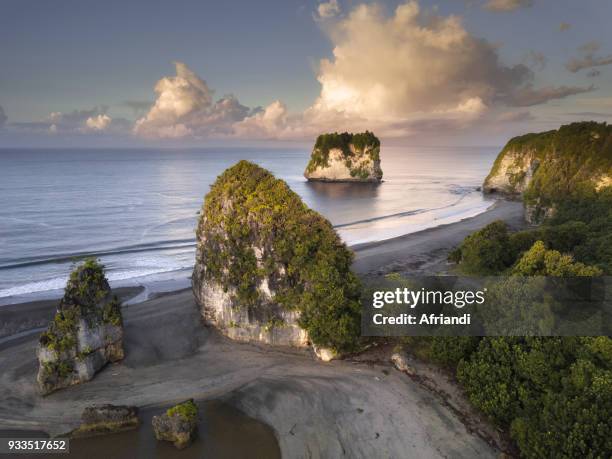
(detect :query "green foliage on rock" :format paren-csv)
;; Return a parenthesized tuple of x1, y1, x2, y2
(39, 259, 122, 351)
(306, 131, 380, 173)
(167, 400, 198, 422)
(448, 220, 515, 274)
(450, 197, 609, 275)
(438, 180, 611, 457)
(457, 337, 612, 458)
(65, 258, 110, 308)
(485, 121, 612, 207)
(512, 241, 602, 276)
(196, 160, 362, 352)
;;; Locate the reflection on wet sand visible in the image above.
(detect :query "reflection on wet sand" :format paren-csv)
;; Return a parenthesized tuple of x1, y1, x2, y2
(304, 181, 381, 200)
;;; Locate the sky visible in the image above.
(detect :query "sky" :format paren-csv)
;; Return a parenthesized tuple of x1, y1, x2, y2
(1, 0, 611, 147)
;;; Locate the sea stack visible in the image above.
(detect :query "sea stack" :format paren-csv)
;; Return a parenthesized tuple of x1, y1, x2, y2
(37, 260, 124, 395)
(483, 122, 612, 223)
(304, 131, 383, 182)
(152, 400, 198, 450)
(192, 160, 361, 357)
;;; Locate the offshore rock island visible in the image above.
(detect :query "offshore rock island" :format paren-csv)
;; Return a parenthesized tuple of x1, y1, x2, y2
(193, 160, 362, 359)
(304, 131, 383, 182)
(483, 121, 612, 223)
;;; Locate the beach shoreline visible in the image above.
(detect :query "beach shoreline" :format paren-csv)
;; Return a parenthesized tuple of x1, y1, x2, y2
(0, 197, 526, 457)
(0, 198, 522, 309)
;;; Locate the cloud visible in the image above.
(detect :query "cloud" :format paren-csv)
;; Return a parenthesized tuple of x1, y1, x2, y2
(317, 0, 341, 19)
(134, 62, 253, 139)
(233, 101, 293, 139)
(11, 106, 128, 135)
(121, 100, 152, 117)
(85, 114, 112, 131)
(579, 41, 600, 54)
(523, 50, 547, 70)
(509, 84, 595, 106)
(496, 110, 534, 122)
(132, 1, 592, 141)
(587, 69, 601, 78)
(483, 0, 533, 12)
(307, 0, 585, 132)
(566, 48, 612, 73)
(559, 22, 571, 32)
(566, 111, 612, 118)
(0, 105, 7, 128)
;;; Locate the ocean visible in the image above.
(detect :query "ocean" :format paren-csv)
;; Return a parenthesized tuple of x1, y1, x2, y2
(0, 146, 498, 304)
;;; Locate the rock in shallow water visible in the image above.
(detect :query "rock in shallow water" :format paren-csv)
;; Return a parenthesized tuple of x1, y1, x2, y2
(36, 259, 124, 395)
(152, 400, 198, 449)
(71, 404, 139, 437)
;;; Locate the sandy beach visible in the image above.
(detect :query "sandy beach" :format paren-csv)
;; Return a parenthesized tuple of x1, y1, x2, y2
(0, 199, 525, 458)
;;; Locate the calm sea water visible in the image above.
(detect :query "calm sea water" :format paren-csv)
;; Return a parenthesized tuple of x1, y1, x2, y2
(0, 146, 498, 303)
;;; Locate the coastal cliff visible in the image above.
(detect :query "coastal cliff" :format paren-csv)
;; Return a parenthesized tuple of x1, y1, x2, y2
(304, 132, 383, 182)
(193, 160, 361, 356)
(483, 122, 612, 222)
(37, 260, 124, 395)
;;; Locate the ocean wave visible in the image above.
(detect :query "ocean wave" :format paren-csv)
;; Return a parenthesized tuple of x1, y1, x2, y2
(335, 190, 473, 229)
(0, 239, 196, 271)
(0, 261, 193, 299)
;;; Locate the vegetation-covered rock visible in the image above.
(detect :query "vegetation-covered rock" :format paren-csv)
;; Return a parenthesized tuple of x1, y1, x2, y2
(36, 259, 124, 395)
(304, 131, 383, 182)
(450, 189, 612, 275)
(436, 175, 612, 457)
(483, 122, 612, 222)
(71, 404, 139, 438)
(193, 160, 361, 354)
(152, 400, 198, 449)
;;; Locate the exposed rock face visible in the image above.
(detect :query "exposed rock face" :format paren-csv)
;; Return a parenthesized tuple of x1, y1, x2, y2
(483, 149, 539, 197)
(152, 400, 198, 449)
(483, 122, 612, 223)
(193, 161, 361, 355)
(304, 132, 383, 182)
(37, 260, 124, 395)
(71, 405, 139, 437)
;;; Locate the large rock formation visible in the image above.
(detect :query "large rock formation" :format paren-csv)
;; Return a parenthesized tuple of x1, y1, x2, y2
(152, 400, 198, 449)
(37, 260, 124, 395)
(483, 122, 612, 222)
(304, 131, 383, 182)
(193, 160, 361, 355)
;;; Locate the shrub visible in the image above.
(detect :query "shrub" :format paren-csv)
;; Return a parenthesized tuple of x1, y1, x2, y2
(450, 220, 514, 274)
(512, 241, 602, 276)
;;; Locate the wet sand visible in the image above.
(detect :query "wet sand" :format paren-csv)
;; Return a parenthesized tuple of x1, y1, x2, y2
(0, 290, 496, 458)
(3, 400, 280, 459)
(353, 199, 526, 276)
(0, 200, 526, 458)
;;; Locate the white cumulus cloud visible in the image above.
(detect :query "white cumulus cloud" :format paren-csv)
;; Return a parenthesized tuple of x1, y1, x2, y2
(85, 114, 112, 131)
(130, 1, 594, 141)
(134, 62, 252, 139)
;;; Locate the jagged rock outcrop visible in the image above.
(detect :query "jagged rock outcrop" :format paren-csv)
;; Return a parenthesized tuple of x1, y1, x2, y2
(304, 131, 383, 182)
(152, 400, 198, 449)
(193, 161, 361, 356)
(71, 405, 139, 437)
(37, 260, 124, 395)
(483, 122, 612, 223)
